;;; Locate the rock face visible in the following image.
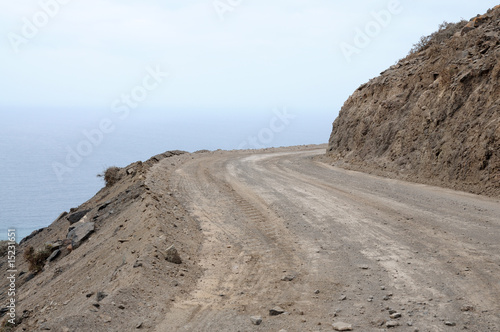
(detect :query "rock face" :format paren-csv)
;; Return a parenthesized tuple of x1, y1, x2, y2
(327, 6, 500, 197)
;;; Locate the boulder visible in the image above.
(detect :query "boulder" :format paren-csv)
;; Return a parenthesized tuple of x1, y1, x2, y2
(333, 322, 352, 331)
(269, 306, 285, 316)
(165, 245, 182, 264)
(98, 201, 112, 211)
(96, 292, 108, 302)
(67, 222, 95, 248)
(67, 209, 92, 224)
(281, 274, 295, 282)
(250, 316, 262, 325)
(49, 240, 63, 250)
(47, 249, 61, 262)
(386, 321, 400, 328)
(332, 322, 353, 331)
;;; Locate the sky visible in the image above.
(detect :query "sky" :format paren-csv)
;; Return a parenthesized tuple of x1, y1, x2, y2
(1, 1, 498, 241)
(0, 0, 498, 139)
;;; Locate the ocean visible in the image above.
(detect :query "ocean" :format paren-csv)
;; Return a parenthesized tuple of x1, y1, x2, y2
(0, 110, 333, 241)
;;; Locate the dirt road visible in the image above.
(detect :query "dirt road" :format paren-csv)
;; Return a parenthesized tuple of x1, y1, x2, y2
(151, 145, 500, 331)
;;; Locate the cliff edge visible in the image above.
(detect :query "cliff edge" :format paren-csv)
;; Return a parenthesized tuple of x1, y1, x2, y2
(0, 151, 204, 331)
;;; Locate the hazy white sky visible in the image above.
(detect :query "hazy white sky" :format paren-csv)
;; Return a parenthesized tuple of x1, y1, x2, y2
(0, 0, 497, 118)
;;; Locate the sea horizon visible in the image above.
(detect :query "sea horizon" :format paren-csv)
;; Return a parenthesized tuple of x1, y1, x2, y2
(0, 110, 332, 241)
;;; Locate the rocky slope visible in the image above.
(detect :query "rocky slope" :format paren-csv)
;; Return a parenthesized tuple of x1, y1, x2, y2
(327, 5, 500, 197)
(0, 151, 204, 332)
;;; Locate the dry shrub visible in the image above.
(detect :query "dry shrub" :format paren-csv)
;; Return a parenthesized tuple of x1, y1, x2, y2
(409, 20, 468, 55)
(409, 35, 432, 55)
(23, 245, 53, 274)
(97, 166, 122, 187)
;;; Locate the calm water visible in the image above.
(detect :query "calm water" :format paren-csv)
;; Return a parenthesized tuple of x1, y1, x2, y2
(0, 110, 332, 241)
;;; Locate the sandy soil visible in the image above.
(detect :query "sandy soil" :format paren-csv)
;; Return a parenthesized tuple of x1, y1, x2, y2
(149, 144, 500, 331)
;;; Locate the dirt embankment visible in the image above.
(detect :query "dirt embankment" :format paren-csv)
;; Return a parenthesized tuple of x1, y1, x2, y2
(0, 151, 204, 332)
(327, 5, 500, 197)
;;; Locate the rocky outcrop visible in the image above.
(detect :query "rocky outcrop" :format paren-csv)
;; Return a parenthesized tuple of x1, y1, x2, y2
(327, 6, 500, 197)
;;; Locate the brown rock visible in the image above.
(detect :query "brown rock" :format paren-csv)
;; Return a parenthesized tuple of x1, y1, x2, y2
(250, 316, 262, 325)
(269, 306, 285, 316)
(165, 245, 182, 264)
(386, 320, 400, 328)
(67, 222, 95, 249)
(461, 305, 474, 312)
(332, 322, 353, 331)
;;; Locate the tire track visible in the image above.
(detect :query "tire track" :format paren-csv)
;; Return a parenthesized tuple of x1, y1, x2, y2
(158, 155, 303, 331)
(158, 146, 500, 331)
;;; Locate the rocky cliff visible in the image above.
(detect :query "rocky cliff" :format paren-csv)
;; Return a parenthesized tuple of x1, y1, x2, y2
(327, 6, 500, 197)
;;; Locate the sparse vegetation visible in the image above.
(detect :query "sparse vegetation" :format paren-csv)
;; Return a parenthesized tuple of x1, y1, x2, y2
(23, 245, 53, 274)
(409, 20, 468, 55)
(97, 166, 122, 187)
